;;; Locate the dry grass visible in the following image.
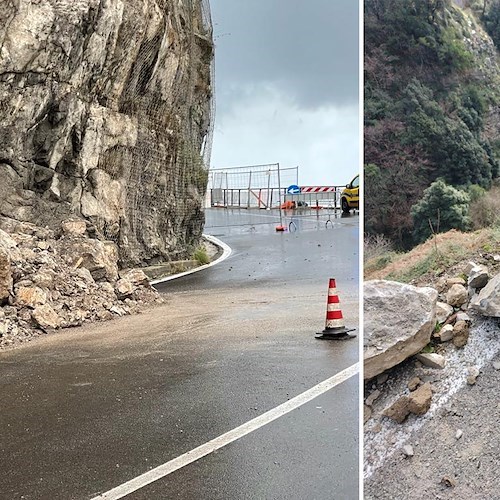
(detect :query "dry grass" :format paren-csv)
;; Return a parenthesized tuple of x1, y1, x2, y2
(470, 186, 500, 230)
(364, 227, 500, 284)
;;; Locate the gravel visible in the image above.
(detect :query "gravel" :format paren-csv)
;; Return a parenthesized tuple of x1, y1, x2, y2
(364, 316, 500, 499)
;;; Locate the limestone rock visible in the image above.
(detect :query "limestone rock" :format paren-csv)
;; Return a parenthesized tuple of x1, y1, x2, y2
(364, 405, 372, 424)
(383, 396, 410, 423)
(402, 444, 414, 457)
(468, 264, 489, 289)
(32, 304, 61, 330)
(452, 320, 470, 348)
(0, 248, 13, 303)
(0, 0, 214, 267)
(435, 301, 454, 324)
(446, 284, 468, 307)
(466, 366, 480, 385)
(407, 382, 432, 415)
(436, 324, 454, 342)
(364, 280, 438, 380)
(115, 279, 134, 299)
(416, 352, 446, 369)
(469, 274, 500, 317)
(407, 376, 422, 391)
(455, 312, 471, 323)
(119, 269, 150, 287)
(365, 389, 381, 407)
(15, 286, 47, 308)
(61, 219, 87, 237)
(57, 237, 118, 282)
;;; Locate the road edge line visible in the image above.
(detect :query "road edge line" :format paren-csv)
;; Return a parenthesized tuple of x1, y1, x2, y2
(150, 234, 232, 286)
(91, 362, 359, 500)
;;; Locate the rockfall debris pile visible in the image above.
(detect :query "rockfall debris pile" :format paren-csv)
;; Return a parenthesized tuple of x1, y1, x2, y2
(0, 217, 161, 350)
(364, 257, 500, 424)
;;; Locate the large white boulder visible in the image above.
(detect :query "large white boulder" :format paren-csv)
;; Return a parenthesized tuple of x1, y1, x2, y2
(364, 280, 438, 380)
(470, 274, 500, 317)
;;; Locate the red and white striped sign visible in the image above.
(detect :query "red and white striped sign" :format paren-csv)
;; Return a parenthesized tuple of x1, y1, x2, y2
(300, 186, 337, 193)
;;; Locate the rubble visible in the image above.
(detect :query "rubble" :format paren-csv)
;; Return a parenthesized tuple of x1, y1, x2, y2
(0, 217, 160, 349)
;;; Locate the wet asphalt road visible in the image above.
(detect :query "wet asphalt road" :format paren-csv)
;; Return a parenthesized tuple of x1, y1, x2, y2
(0, 209, 360, 500)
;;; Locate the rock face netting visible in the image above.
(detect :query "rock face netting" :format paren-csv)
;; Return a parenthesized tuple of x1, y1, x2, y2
(0, 0, 214, 267)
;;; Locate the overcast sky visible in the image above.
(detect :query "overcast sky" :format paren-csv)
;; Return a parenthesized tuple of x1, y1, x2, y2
(209, 0, 359, 187)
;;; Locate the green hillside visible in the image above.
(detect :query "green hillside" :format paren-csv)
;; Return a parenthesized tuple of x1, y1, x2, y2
(365, 0, 500, 248)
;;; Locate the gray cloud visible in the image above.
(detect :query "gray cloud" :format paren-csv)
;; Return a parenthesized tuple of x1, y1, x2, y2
(211, 0, 359, 111)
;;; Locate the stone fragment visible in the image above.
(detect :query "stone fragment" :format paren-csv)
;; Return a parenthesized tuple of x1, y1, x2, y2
(493, 361, 500, 370)
(441, 476, 456, 488)
(436, 324, 454, 342)
(0, 248, 13, 303)
(416, 352, 446, 369)
(0, 310, 7, 335)
(455, 312, 471, 323)
(383, 396, 410, 423)
(407, 377, 422, 391)
(58, 238, 118, 282)
(32, 304, 61, 330)
(402, 445, 414, 457)
(446, 284, 468, 307)
(364, 280, 438, 380)
(365, 389, 381, 407)
(466, 366, 480, 385)
(435, 301, 454, 324)
(455, 429, 463, 439)
(469, 274, 500, 317)
(61, 219, 87, 236)
(115, 279, 134, 299)
(468, 264, 489, 289)
(15, 286, 47, 308)
(435, 277, 448, 293)
(452, 320, 469, 348)
(119, 268, 150, 287)
(377, 373, 389, 385)
(407, 382, 432, 416)
(364, 405, 372, 424)
(447, 277, 466, 287)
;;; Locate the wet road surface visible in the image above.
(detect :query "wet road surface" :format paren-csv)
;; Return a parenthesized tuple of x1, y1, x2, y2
(0, 209, 359, 499)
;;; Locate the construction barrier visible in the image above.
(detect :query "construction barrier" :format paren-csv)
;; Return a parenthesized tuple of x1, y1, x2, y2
(316, 279, 356, 340)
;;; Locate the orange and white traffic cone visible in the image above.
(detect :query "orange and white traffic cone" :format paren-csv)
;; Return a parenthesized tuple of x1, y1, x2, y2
(315, 278, 356, 340)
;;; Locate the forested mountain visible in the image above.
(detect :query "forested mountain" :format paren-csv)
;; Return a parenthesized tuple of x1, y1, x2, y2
(365, 0, 500, 247)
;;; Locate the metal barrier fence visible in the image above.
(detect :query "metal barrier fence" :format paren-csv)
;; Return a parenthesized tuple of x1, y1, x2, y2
(283, 189, 343, 209)
(208, 186, 346, 209)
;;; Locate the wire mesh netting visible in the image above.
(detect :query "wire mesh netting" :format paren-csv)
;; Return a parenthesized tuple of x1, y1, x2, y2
(207, 164, 299, 208)
(86, 0, 215, 266)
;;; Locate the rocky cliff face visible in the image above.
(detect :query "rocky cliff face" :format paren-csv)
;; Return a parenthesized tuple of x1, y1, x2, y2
(0, 0, 214, 266)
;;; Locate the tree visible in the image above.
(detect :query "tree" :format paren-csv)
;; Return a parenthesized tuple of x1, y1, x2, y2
(411, 179, 471, 243)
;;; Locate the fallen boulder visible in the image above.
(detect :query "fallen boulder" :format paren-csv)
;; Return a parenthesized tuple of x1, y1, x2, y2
(364, 280, 438, 380)
(470, 273, 500, 317)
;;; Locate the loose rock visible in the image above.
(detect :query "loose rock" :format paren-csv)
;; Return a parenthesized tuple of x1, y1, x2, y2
(364, 280, 438, 380)
(402, 444, 414, 457)
(452, 320, 469, 348)
(466, 366, 480, 385)
(407, 376, 422, 391)
(446, 284, 468, 307)
(416, 352, 446, 369)
(407, 382, 433, 416)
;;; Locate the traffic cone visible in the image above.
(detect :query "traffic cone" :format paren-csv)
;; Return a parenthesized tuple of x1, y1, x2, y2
(315, 279, 356, 340)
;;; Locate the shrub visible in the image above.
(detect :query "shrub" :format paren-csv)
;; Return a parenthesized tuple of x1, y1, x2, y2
(411, 179, 471, 243)
(193, 246, 210, 265)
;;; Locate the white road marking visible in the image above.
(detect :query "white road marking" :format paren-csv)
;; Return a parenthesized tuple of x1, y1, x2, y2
(150, 234, 232, 285)
(91, 362, 359, 500)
